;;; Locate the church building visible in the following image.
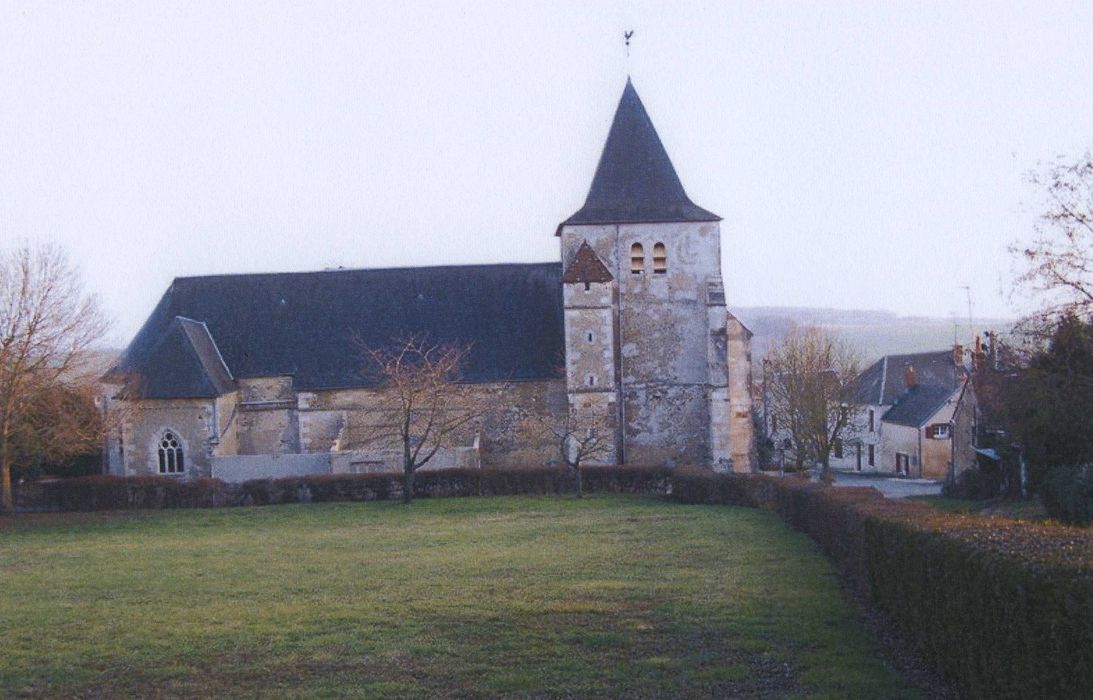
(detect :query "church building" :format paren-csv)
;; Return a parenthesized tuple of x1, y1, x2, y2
(103, 79, 756, 480)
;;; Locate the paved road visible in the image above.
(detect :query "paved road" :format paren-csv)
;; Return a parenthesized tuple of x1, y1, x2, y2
(823, 470, 945, 499)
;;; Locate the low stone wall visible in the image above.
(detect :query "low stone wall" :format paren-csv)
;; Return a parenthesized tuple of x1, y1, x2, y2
(212, 453, 331, 483)
(329, 447, 479, 474)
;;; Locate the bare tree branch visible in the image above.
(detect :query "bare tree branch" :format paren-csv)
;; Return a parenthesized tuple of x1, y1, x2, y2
(1012, 153, 1093, 324)
(1, 243, 111, 512)
(348, 335, 489, 503)
(531, 409, 613, 497)
(763, 326, 863, 483)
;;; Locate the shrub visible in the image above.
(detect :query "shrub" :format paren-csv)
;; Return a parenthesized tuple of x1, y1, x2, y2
(32, 465, 679, 511)
(41, 475, 235, 510)
(480, 467, 571, 495)
(241, 473, 403, 505)
(582, 465, 672, 495)
(943, 465, 1004, 500)
(1040, 464, 1093, 526)
(864, 515, 1093, 698)
(666, 470, 1093, 698)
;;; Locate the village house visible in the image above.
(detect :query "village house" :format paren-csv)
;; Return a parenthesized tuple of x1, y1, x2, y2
(102, 79, 756, 481)
(828, 346, 978, 480)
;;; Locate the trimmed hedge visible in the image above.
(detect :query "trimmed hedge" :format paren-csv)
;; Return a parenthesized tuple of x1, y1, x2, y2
(26, 465, 674, 511)
(42, 475, 235, 511)
(670, 470, 1093, 700)
(1040, 465, 1093, 525)
(944, 464, 1005, 500)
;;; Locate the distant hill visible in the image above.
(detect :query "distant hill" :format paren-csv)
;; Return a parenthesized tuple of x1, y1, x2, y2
(732, 306, 1015, 364)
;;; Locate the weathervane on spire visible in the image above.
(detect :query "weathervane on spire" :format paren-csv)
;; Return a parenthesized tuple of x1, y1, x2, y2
(624, 30, 634, 58)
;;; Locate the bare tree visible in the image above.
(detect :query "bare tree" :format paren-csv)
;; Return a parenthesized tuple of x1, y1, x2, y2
(1013, 153, 1093, 324)
(764, 326, 862, 483)
(539, 411, 613, 498)
(354, 336, 487, 504)
(1, 244, 110, 513)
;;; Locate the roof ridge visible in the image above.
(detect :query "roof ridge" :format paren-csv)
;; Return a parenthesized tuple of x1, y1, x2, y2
(172, 261, 562, 283)
(176, 317, 235, 383)
(885, 349, 954, 361)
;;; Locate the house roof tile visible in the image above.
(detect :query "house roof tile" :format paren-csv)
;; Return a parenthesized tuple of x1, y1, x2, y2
(561, 242, 614, 284)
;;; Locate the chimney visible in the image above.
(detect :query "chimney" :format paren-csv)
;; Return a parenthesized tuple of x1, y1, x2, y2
(953, 343, 964, 367)
(905, 365, 916, 389)
(972, 335, 983, 371)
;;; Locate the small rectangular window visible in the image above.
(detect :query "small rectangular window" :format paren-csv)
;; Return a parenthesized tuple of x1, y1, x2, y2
(868, 409, 875, 432)
(867, 444, 875, 467)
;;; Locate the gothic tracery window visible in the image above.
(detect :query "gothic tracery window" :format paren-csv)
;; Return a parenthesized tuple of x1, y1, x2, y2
(158, 431, 185, 474)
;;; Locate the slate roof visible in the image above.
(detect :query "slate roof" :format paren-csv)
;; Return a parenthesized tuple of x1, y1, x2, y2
(110, 263, 565, 397)
(113, 317, 236, 398)
(883, 383, 959, 428)
(560, 78, 720, 231)
(561, 242, 614, 284)
(855, 350, 960, 406)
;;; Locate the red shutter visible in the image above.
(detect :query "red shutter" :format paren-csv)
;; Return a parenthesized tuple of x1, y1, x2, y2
(925, 425, 935, 439)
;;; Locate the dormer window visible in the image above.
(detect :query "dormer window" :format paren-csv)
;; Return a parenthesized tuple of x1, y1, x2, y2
(630, 243, 645, 274)
(653, 242, 667, 274)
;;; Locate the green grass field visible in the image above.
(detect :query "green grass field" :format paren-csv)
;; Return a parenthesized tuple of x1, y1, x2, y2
(1, 496, 915, 698)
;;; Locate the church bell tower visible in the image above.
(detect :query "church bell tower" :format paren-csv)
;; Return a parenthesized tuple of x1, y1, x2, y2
(557, 79, 751, 471)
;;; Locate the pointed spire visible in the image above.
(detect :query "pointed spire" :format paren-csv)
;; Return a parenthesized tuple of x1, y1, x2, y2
(562, 241, 614, 284)
(561, 79, 719, 228)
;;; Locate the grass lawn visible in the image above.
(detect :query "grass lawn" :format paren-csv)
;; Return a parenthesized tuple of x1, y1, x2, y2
(1, 496, 915, 698)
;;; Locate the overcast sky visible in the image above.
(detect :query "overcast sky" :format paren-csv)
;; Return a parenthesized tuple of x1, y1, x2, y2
(3, 1, 1092, 345)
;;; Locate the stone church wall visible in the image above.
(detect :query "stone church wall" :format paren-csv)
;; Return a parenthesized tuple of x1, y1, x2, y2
(623, 384, 710, 466)
(476, 380, 568, 467)
(298, 379, 567, 468)
(237, 406, 300, 455)
(726, 315, 757, 472)
(236, 377, 300, 455)
(120, 398, 218, 478)
(560, 221, 728, 467)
